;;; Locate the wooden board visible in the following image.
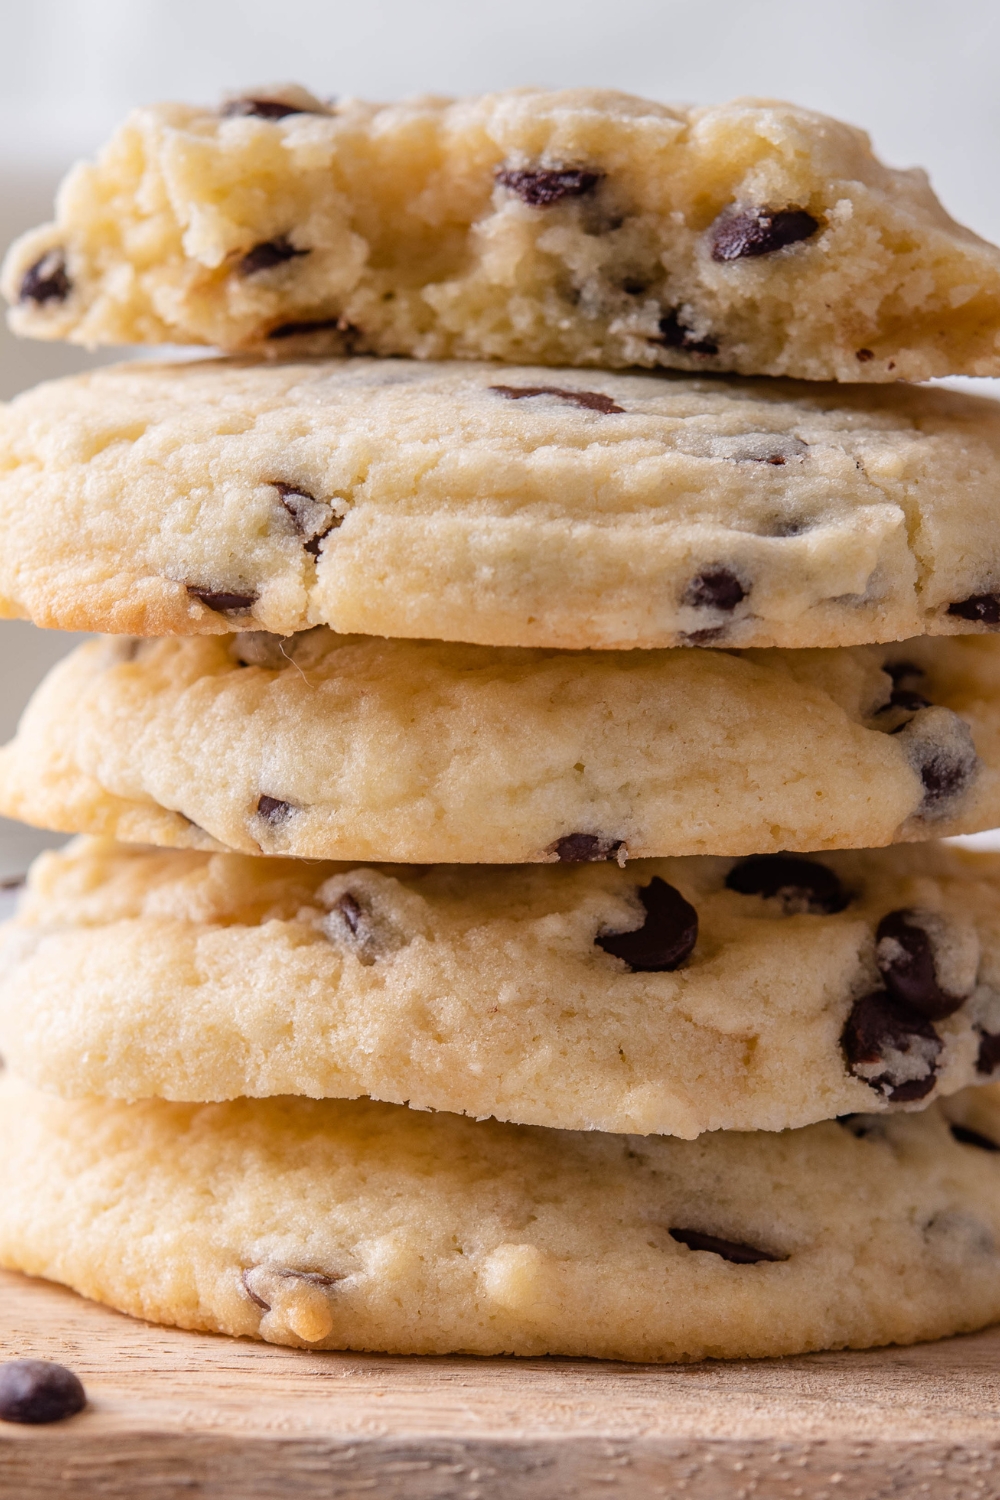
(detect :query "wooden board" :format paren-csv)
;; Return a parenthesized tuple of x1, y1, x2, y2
(2, 1269, 1000, 1498)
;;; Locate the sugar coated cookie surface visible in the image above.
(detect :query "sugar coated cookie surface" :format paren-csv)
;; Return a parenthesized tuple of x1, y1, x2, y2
(3, 359, 1000, 648)
(1, 1072, 1000, 1359)
(4, 838, 1000, 1135)
(1, 632, 997, 862)
(4, 90, 1000, 382)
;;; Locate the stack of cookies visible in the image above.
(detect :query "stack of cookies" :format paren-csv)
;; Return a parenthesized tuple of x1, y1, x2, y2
(4, 88, 1000, 1362)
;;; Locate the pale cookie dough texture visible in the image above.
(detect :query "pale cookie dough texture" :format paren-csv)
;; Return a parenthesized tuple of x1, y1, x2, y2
(4, 89, 1000, 382)
(1, 632, 996, 863)
(2, 1071, 1000, 1360)
(4, 361, 1000, 648)
(4, 838, 1000, 1136)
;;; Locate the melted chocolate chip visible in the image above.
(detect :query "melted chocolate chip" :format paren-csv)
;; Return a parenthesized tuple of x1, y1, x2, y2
(856, 348, 875, 363)
(655, 309, 719, 356)
(256, 795, 294, 826)
(875, 909, 965, 1020)
(273, 482, 340, 555)
(187, 586, 258, 615)
(552, 833, 624, 863)
(267, 317, 347, 340)
(725, 855, 848, 915)
(19, 250, 71, 305)
(596, 877, 698, 972)
(950, 1123, 1000, 1152)
(495, 167, 602, 206)
(683, 569, 747, 611)
(489, 384, 624, 414)
(222, 98, 311, 119)
(668, 1229, 784, 1264)
(841, 990, 942, 1102)
(977, 1029, 1000, 1075)
(238, 237, 310, 276)
(948, 593, 1000, 626)
(0, 1360, 86, 1425)
(711, 207, 820, 261)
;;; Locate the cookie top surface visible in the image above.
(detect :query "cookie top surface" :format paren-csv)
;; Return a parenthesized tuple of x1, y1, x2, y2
(3, 359, 1000, 650)
(2, 632, 997, 862)
(2, 1071, 1000, 1360)
(4, 837, 1000, 1136)
(3, 89, 1000, 382)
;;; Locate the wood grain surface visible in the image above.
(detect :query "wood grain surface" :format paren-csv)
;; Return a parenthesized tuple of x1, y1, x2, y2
(2, 1266, 1000, 1498)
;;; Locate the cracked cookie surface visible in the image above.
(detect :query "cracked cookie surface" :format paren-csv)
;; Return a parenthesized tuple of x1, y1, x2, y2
(3, 359, 1000, 648)
(0, 632, 997, 862)
(2, 1071, 1000, 1359)
(4, 89, 1000, 382)
(3, 837, 1000, 1134)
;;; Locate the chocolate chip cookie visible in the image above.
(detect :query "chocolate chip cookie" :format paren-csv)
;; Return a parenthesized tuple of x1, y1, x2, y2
(5, 89, 1000, 381)
(4, 837, 1000, 1134)
(3, 359, 1000, 648)
(2, 1069, 1000, 1358)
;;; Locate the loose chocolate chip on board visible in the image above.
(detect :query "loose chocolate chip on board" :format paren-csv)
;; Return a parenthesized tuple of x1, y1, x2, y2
(711, 206, 820, 261)
(222, 98, 312, 119)
(19, 249, 71, 305)
(0, 1361, 86, 1425)
(950, 1124, 1000, 1152)
(875, 909, 965, 1020)
(256, 795, 294, 826)
(238, 237, 310, 276)
(948, 593, 1000, 626)
(597, 877, 698, 972)
(725, 855, 849, 915)
(683, 569, 747, 611)
(655, 309, 719, 356)
(495, 167, 602, 206)
(841, 990, 942, 1102)
(489, 384, 624, 414)
(669, 1229, 785, 1264)
(552, 833, 624, 863)
(977, 1029, 1000, 1075)
(187, 586, 258, 615)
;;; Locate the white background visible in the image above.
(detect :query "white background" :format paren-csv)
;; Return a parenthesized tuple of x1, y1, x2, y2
(0, 0, 998, 870)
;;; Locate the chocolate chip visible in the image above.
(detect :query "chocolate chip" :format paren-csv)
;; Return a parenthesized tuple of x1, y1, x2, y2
(711, 207, 820, 261)
(683, 569, 747, 611)
(238, 237, 310, 276)
(0, 1360, 86, 1425)
(681, 626, 728, 646)
(552, 833, 624, 863)
(886, 661, 925, 684)
(725, 855, 848, 915)
(856, 348, 875, 362)
(222, 98, 310, 119)
(977, 1029, 1000, 1075)
(318, 890, 403, 965)
(19, 250, 71, 305)
(495, 167, 602, 206)
(894, 708, 979, 817)
(489, 384, 624, 414)
(596, 877, 698, 972)
(876, 910, 967, 1020)
(241, 1265, 338, 1313)
(668, 1228, 784, 1264)
(654, 309, 719, 356)
(948, 593, 1000, 626)
(885, 688, 932, 714)
(841, 990, 942, 1102)
(622, 279, 647, 295)
(187, 586, 258, 615)
(267, 317, 347, 340)
(0, 875, 25, 892)
(256, 795, 294, 826)
(332, 892, 365, 936)
(272, 482, 340, 555)
(950, 1124, 1000, 1152)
